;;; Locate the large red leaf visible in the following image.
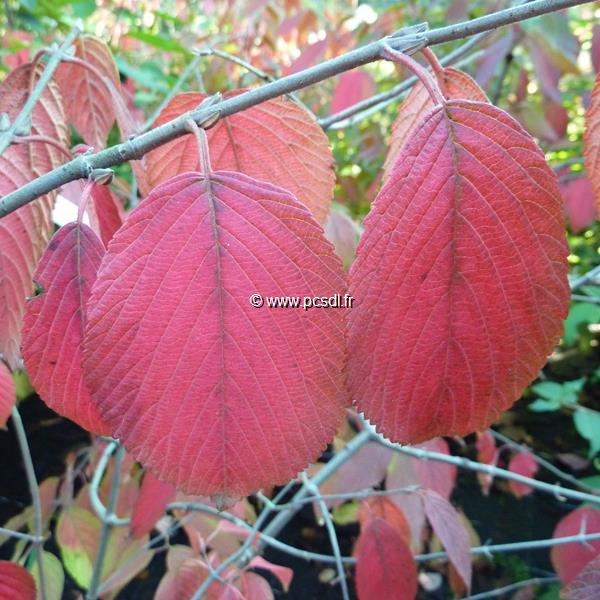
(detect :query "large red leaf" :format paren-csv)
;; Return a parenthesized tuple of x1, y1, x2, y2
(354, 518, 417, 600)
(0, 361, 15, 427)
(130, 471, 176, 539)
(54, 35, 119, 149)
(421, 489, 471, 591)
(551, 507, 600, 584)
(561, 554, 600, 600)
(143, 91, 335, 223)
(348, 100, 569, 443)
(83, 170, 348, 498)
(0, 63, 68, 369)
(0, 561, 36, 600)
(22, 223, 108, 434)
(584, 74, 600, 211)
(382, 67, 488, 183)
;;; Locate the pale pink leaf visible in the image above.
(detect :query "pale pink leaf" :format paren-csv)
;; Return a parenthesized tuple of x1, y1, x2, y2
(22, 223, 109, 434)
(248, 557, 293, 592)
(143, 91, 335, 223)
(331, 70, 376, 114)
(560, 176, 597, 233)
(239, 572, 272, 600)
(421, 489, 471, 591)
(83, 170, 348, 498)
(319, 441, 393, 509)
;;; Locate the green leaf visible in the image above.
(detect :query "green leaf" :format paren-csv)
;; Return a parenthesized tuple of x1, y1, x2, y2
(563, 303, 600, 345)
(529, 379, 584, 412)
(579, 475, 600, 491)
(331, 501, 359, 525)
(126, 30, 191, 55)
(573, 407, 600, 458)
(56, 506, 101, 590)
(29, 551, 64, 600)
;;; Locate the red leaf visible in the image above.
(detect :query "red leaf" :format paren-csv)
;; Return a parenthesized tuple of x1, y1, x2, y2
(331, 71, 376, 114)
(349, 100, 569, 443)
(144, 91, 335, 223)
(83, 170, 348, 499)
(0, 561, 36, 600)
(561, 554, 600, 600)
(359, 497, 412, 545)
(475, 431, 498, 495)
(130, 471, 176, 539)
(584, 75, 600, 211)
(508, 452, 538, 497)
(383, 67, 487, 184)
(174, 557, 224, 599)
(551, 507, 600, 584)
(421, 489, 471, 591)
(560, 176, 597, 233)
(354, 518, 417, 600)
(0, 64, 68, 369)
(22, 223, 108, 434)
(54, 35, 120, 148)
(284, 39, 328, 75)
(0, 361, 15, 428)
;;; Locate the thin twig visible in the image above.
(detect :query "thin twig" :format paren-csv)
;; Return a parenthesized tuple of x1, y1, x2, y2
(0, 526, 45, 543)
(363, 420, 600, 506)
(142, 52, 204, 131)
(570, 264, 600, 291)
(88, 441, 129, 527)
(489, 429, 600, 495)
(1, 0, 589, 218)
(571, 293, 600, 304)
(302, 473, 350, 600)
(462, 576, 559, 600)
(11, 406, 47, 600)
(87, 443, 125, 600)
(319, 33, 486, 130)
(0, 27, 79, 156)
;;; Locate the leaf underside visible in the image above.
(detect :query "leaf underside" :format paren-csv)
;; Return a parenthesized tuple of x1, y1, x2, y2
(349, 100, 569, 443)
(83, 170, 348, 498)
